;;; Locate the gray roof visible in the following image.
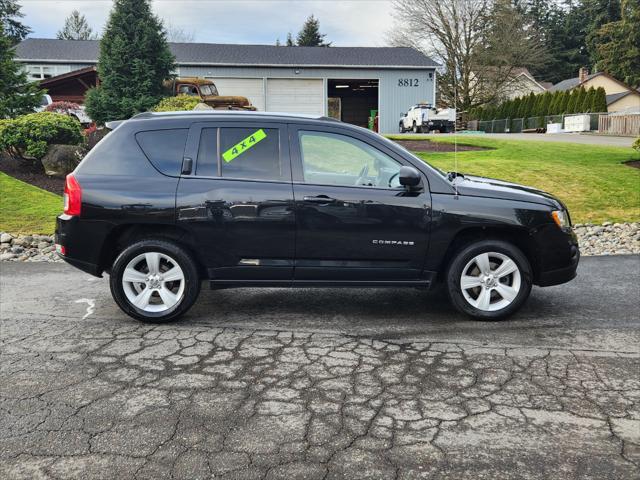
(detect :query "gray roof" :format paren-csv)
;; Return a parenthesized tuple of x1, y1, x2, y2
(605, 91, 636, 105)
(16, 38, 438, 69)
(550, 73, 601, 92)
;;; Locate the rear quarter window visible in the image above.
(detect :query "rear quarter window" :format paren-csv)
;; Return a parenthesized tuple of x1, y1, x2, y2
(135, 129, 188, 176)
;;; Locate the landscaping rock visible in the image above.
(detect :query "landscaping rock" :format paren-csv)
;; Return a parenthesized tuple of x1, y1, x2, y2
(0, 235, 61, 263)
(0, 233, 12, 243)
(41, 144, 84, 177)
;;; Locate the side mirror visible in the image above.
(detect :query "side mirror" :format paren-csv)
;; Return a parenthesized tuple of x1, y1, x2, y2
(399, 166, 421, 188)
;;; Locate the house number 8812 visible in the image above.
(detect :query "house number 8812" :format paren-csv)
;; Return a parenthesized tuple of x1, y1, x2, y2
(398, 78, 419, 87)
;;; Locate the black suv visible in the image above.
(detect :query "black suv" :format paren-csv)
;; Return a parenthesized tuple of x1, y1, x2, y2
(56, 111, 579, 322)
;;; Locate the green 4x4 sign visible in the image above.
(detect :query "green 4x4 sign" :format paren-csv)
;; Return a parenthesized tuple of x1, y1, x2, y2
(222, 129, 267, 163)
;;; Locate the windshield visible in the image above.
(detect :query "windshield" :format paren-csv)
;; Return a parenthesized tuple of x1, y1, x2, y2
(199, 84, 218, 96)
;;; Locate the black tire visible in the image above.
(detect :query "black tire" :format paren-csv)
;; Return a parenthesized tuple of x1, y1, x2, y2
(412, 122, 421, 134)
(399, 123, 405, 133)
(445, 240, 532, 321)
(109, 238, 201, 322)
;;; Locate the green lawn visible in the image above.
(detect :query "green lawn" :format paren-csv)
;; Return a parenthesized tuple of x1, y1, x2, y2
(387, 135, 640, 224)
(0, 172, 62, 234)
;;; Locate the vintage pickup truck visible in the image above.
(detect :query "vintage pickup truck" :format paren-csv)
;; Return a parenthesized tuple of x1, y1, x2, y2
(163, 78, 257, 110)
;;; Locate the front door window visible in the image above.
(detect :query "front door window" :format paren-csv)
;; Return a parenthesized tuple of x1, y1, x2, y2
(298, 131, 402, 188)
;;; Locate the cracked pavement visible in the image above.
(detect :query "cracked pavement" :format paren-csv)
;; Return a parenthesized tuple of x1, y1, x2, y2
(1, 256, 639, 479)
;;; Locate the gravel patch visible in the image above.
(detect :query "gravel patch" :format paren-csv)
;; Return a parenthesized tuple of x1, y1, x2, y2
(0, 234, 61, 263)
(573, 222, 640, 256)
(1, 223, 638, 263)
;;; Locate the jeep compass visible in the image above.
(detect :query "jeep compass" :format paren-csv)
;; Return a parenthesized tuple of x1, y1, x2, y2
(56, 111, 579, 322)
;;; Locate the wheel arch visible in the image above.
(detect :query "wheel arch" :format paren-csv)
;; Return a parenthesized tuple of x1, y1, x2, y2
(437, 226, 539, 283)
(98, 224, 207, 278)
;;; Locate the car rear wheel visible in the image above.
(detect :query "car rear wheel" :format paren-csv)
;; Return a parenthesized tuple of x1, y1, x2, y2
(109, 239, 201, 322)
(446, 240, 532, 320)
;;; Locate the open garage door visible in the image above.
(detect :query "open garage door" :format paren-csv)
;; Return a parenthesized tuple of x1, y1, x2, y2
(206, 77, 265, 111)
(266, 79, 324, 115)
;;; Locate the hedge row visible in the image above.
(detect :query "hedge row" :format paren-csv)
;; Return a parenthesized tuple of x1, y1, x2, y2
(470, 87, 608, 121)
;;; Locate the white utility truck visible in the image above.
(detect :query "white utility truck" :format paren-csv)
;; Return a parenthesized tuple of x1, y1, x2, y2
(399, 104, 456, 133)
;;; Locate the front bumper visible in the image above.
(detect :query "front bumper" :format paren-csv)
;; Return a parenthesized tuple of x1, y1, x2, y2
(537, 242, 580, 286)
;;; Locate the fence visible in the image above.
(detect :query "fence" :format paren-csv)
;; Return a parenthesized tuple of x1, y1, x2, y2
(477, 112, 607, 134)
(598, 114, 640, 136)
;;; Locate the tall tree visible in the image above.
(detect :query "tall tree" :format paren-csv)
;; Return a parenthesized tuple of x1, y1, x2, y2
(592, 86, 608, 112)
(390, 0, 545, 109)
(286, 32, 294, 46)
(0, 24, 44, 118)
(0, 0, 30, 44)
(296, 14, 331, 46)
(592, 0, 640, 87)
(57, 10, 97, 40)
(85, 0, 175, 124)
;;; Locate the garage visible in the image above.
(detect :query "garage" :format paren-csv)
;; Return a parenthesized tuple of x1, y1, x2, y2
(205, 77, 265, 111)
(16, 39, 439, 133)
(266, 78, 324, 116)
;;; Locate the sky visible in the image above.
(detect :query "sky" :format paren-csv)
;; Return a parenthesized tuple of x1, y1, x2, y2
(18, 0, 395, 46)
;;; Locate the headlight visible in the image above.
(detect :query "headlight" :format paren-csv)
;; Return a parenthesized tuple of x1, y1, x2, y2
(551, 210, 569, 228)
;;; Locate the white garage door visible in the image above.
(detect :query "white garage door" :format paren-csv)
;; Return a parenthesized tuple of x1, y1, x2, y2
(266, 79, 324, 115)
(205, 77, 265, 111)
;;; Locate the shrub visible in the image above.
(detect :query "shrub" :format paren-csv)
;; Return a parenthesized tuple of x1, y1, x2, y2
(45, 101, 82, 114)
(0, 112, 84, 160)
(633, 137, 640, 153)
(151, 95, 201, 112)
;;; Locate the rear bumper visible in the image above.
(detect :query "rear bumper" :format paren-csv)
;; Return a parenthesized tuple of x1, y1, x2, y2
(55, 214, 104, 277)
(57, 252, 102, 277)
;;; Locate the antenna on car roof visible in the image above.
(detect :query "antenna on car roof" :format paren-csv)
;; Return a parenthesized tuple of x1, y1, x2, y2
(454, 76, 459, 198)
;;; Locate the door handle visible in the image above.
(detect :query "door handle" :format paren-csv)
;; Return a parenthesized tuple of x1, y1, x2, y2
(181, 157, 193, 175)
(303, 195, 337, 204)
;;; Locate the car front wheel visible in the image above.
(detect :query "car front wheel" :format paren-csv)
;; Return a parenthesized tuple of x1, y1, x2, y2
(109, 239, 201, 322)
(446, 240, 532, 320)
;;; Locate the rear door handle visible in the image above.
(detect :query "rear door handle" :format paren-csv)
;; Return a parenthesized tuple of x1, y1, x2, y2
(303, 195, 337, 204)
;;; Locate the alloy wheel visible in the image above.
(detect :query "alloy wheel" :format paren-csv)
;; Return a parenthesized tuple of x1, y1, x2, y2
(122, 252, 185, 313)
(460, 252, 521, 312)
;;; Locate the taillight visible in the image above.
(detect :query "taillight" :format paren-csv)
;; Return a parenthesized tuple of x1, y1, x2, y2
(63, 174, 82, 216)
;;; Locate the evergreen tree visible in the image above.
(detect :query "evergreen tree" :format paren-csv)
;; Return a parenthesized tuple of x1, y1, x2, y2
(574, 87, 587, 113)
(592, 86, 608, 112)
(525, 92, 537, 118)
(592, 0, 640, 87)
(540, 91, 552, 116)
(285, 32, 294, 46)
(0, 0, 30, 44)
(85, 0, 175, 124)
(566, 89, 578, 113)
(0, 24, 44, 118)
(57, 10, 97, 40)
(581, 88, 593, 112)
(511, 97, 522, 118)
(559, 90, 571, 114)
(296, 14, 331, 46)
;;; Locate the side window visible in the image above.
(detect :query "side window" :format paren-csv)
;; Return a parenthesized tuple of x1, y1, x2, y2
(135, 129, 188, 176)
(298, 131, 403, 188)
(219, 127, 282, 181)
(196, 128, 218, 176)
(178, 84, 198, 96)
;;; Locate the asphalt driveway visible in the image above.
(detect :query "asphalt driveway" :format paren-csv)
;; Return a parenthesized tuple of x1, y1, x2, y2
(1, 256, 639, 479)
